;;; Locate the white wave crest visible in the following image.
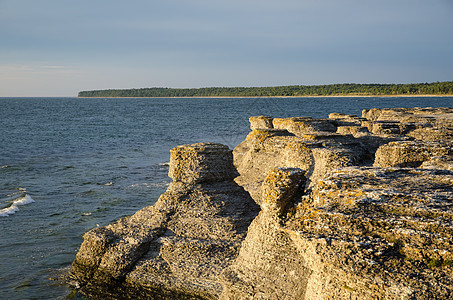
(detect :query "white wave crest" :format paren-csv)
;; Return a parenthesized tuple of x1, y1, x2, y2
(0, 194, 35, 217)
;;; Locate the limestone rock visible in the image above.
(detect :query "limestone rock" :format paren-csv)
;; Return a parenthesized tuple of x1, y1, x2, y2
(420, 156, 453, 171)
(287, 166, 453, 299)
(221, 107, 453, 299)
(233, 125, 370, 203)
(362, 107, 453, 124)
(249, 116, 274, 130)
(374, 140, 453, 168)
(261, 168, 306, 218)
(369, 121, 402, 135)
(336, 125, 368, 135)
(362, 107, 453, 141)
(407, 126, 453, 142)
(70, 143, 259, 299)
(70, 106, 453, 300)
(222, 165, 453, 299)
(329, 113, 367, 128)
(273, 117, 337, 135)
(220, 168, 309, 300)
(233, 129, 313, 204)
(169, 143, 239, 184)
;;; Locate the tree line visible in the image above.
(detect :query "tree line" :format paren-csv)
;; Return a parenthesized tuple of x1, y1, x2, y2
(78, 81, 453, 98)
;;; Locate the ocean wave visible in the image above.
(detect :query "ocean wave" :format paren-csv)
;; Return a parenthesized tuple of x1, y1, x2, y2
(0, 194, 35, 217)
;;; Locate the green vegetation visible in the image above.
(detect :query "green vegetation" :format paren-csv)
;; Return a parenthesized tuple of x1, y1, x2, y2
(78, 81, 453, 98)
(427, 259, 453, 268)
(342, 285, 355, 292)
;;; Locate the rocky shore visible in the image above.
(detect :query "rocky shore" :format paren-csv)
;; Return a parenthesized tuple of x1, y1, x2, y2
(69, 107, 453, 299)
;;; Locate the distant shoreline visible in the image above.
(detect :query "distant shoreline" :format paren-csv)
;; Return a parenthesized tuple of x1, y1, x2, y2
(78, 81, 453, 98)
(78, 94, 453, 99)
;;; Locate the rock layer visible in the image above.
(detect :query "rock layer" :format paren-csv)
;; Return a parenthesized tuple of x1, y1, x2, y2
(222, 107, 453, 299)
(70, 107, 453, 299)
(70, 143, 259, 299)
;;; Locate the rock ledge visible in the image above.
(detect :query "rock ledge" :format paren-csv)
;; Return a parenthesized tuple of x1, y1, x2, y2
(70, 107, 453, 299)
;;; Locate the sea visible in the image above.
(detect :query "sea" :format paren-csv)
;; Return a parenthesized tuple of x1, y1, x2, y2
(1, 96, 452, 299)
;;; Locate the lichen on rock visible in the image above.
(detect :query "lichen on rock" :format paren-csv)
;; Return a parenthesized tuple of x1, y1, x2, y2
(70, 142, 259, 299)
(261, 167, 306, 219)
(374, 140, 453, 168)
(70, 107, 453, 299)
(249, 116, 274, 130)
(169, 143, 239, 184)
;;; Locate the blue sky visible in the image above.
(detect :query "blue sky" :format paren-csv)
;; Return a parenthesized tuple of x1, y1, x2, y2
(1, 0, 452, 96)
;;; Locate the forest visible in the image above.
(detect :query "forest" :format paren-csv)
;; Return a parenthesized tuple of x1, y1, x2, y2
(78, 81, 453, 98)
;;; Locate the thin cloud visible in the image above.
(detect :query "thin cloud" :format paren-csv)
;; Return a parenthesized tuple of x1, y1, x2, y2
(0, 64, 75, 76)
(41, 65, 66, 69)
(0, 0, 452, 96)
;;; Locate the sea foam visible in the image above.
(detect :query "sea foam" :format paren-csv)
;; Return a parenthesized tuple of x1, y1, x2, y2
(0, 194, 35, 217)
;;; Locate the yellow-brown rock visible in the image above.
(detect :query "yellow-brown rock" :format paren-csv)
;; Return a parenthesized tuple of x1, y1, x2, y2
(70, 143, 259, 299)
(249, 116, 274, 130)
(70, 107, 453, 299)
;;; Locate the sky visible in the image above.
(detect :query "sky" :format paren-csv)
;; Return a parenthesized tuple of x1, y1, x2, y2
(1, 0, 452, 97)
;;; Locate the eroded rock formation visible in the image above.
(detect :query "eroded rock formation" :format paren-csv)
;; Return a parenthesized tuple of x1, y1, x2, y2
(70, 107, 453, 299)
(70, 143, 259, 299)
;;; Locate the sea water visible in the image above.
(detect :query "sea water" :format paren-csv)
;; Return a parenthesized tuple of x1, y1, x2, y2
(0, 96, 452, 299)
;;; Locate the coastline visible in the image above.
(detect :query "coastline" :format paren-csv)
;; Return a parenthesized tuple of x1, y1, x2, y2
(69, 106, 453, 299)
(77, 81, 453, 99)
(78, 94, 453, 99)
